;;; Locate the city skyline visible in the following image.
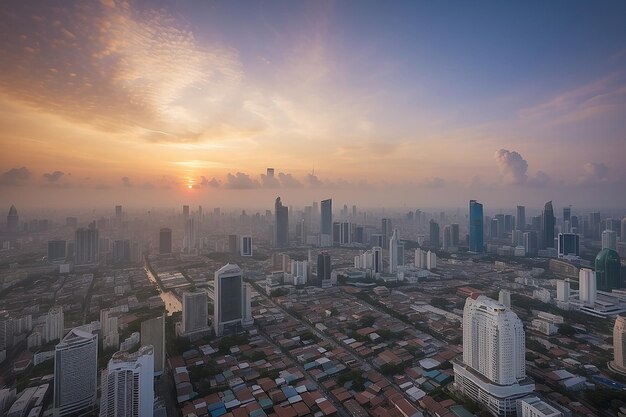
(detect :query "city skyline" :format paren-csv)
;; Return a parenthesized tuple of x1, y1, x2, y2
(1, 1, 626, 209)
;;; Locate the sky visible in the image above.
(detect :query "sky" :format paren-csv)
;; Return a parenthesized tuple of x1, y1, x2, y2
(1, 0, 625, 210)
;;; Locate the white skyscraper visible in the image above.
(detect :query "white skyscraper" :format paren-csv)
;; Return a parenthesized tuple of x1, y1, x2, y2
(53, 328, 98, 417)
(100, 308, 120, 350)
(498, 290, 511, 308)
(426, 250, 437, 270)
(389, 229, 399, 273)
(44, 306, 64, 343)
(183, 217, 197, 253)
(516, 396, 562, 417)
(579, 268, 596, 305)
(240, 235, 253, 256)
(453, 294, 534, 416)
(291, 260, 308, 286)
(556, 280, 570, 303)
(100, 345, 154, 417)
(182, 291, 209, 336)
(602, 229, 617, 251)
(415, 248, 426, 269)
(214, 264, 253, 336)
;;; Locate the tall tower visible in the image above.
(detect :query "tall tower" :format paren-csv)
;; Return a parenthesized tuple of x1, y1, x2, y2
(602, 230, 617, 251)
(579, 268, 597, 305)
(516, 205, 526, 231)
(45, 306, 64, 343)
(429, 220, 440, 248)
(453, 295, 533, 416)
(141, 314, 165, 376)
(595, 249, 621, 292)
(100, 345, 154, 417)
(389, 229, 399, 273)
(159, 228, 172, 254)
(214, 264, 251, 336)
(381, 218, 392, 249)
(6, 205, 19, 234)
(53, 328, 98, 417)
(75, 226, 99, 265)
(542, 201, 555, 249)
(274, 197, 289, 248)
(182, 291, 208, 336)
(321, 199, 333, 247)
(469, 200, 484, 253)
(611, 316, 626, 374)
(317, 252, 332, 284)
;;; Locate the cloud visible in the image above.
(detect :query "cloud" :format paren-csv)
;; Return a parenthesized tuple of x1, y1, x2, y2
(277, 172, 302, 188)
(305, 173, 324, 187)
(528, 170, 550, 188)
(43, 171, 65, 182)
(200, 176, 220, 188)
(421, 177, 446, 188)
(225, 172, 260, 189)
(139, 182, 154, 190)
(260, 173, 280, 188)
(0, 166, 31, 185)
(494, 149, 528, 185)
(121, 176, 132, 187)
(578, 162, 609, 185)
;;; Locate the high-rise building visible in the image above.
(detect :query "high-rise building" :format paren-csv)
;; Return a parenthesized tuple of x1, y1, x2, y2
(75, 226, 99, 265)
(53, 328, 98, 417)
(317, 252, 332, 284)
(388, 229, 399, 273)
(141, 314, 165, 376)
(381, 218, 392, 249)
(182, 205, 189, 219)
(182, 291, 209, 336)
(516, 396, 563, 417)
(516, 206, 526, 231)
(183, 218, 197, 252)
(443, 225, 452, 251)
(622, 218, 626, 243)
(0, 312, 14, 357)
(453, 295, 534, 416)
(542, 201, 555, 249)
(579, 268, 596, 305)
(414, 248, 426, 269)
(100, 345, 154, 417)
(240, 235, 253, 256)
(556, 280, 570, 302)
(373, 247, 383, 274)
(498, 289, 511, 308)
(557, 233, 579, 257)
(214, 264, 252, 336)
(112, 239, 131, 264)
(291, 260, 308, 286)
(429, 221, 440, 248)
(274, 197, 289, 248)
(45, 306, 64, 343)
(595, 248, 621, 292)
(100, 309, 120, 350)
(267, 168, 274, 178)
(602, 229, 617, 251)
(469, 200, 484, 253)
(228, 234, 239, 255)
(611, 315, 626, 375)
(6, 205, 19, 234)
(523, 231, 538, 256)
(115, 205, 122, 222)
(159, 228, 172, 255)
(451, 223, 460, 246)
(48, 240, 67, 263)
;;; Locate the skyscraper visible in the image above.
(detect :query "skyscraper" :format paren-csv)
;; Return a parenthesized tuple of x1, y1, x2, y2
(611, 315, 626, 375)
(453, 295, 533, 416)
(214, 264, 252, 336)
(523, 231, 538, 256)
(602, 229, 617, 251)
(112, 239, 131, 264)
(381, 218, 392, 249)
(53, 328, 98, 417)
(557, 233, 579, 257)
(373, 247, 382, 274)
(274, 197, 289, 248)
(622, 218, 626, 243)
(240, 235, 253, 256)
(469, 200, 484, 253)
(182, 291, 209, 336)
(75, 226, 99, 265)
(317, 252, 332, 284)
(451, 223, 460, 247)
(141, 314, 165, 376)
(388, 229, 399, 273)
(516, 205, 525, 231)
(429, 220, 440, 248)
(100, 345, 154, 417)
(115, 205, 122, 223)
(320, 199, 332, 246)
(182, 205, 189, 219)
(542, 201, 555, 249)
(159, 228, 172, 255)
(579, 268, 596, 305)
(183, 217, 197, 252)
(228, 234, 239, 254)
(443, 225, 452, 251)
(48, 240, 67, 263)
(595, 248, 621, 292)
(6, 205, 19, 234)
(45, 306, 64, 343)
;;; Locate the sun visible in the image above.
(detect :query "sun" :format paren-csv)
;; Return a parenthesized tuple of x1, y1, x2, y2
(187, 184, 192, 189)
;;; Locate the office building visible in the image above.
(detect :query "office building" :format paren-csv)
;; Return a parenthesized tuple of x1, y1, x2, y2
(622, 218, 626, 243)
(516, 396, 562, 417)
(291, 260, 308, 286)
(141, 314, 165, 376)
(0, 312, 13, 358)
(182, 291, 209, 336)
(373, 247, 383, 274)
(321, 199, 333, 246)
(240, 235, 253, 256)
(159, 228, 172, 255)
(317, 252, 332, 284)
(381, 218, 392, 249)
(516, 206, 526, 231)
(182, 205, 189, 219)
(556, 280, 570, 303)
(579, 268, 596, 305)
(53, 328, 98, 417)
(443, 225, 452, 251)
(542, 201, 555, 249)
(183, 217, 197, 252)
(274, 197, 289, 248)
(469, 200, 484, 253)
(6, 205, 19, 235)
(112, 239, 131, 264)
(603, 229, 617, 251)
(100, 346, 154, 417)
(611, 315, 626, 375)
(228, 234, 238, 255)
(499, 289, 511, 308)
(100, 309, 120, 350)
(75, 226, 99, 265)
(45, 306, 64, 343)
(48, 240, 66, 263)
(429, 220, 440, 248)
(415, 248, 426, 269)
(523, 231, 538, 256)
(453, 295, 534, 416)
(451, 223, 460, 246)
(214, 264, 252, 336)
(595, 248, 621, 292)
(115, 205, 122, 222)
(388, 229, 399, 273)
(426, 250, 436, 270)
(557, 233, 579, 257)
